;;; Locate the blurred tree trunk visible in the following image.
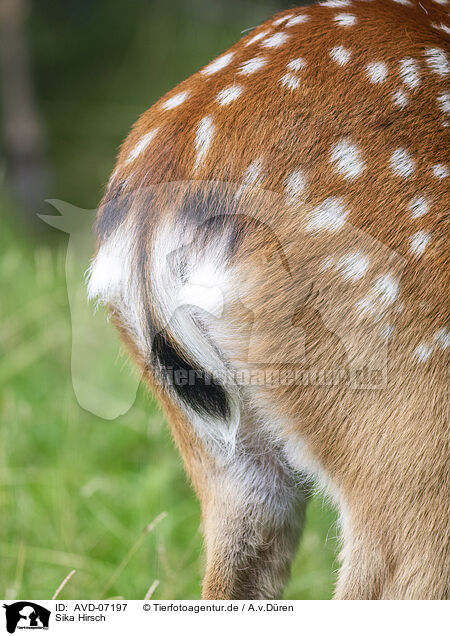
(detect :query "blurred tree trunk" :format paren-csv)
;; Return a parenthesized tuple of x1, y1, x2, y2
(0, 0, 50, 229)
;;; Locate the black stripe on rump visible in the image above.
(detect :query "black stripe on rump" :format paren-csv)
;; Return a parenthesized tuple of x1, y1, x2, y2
(151, 330, 231, 421)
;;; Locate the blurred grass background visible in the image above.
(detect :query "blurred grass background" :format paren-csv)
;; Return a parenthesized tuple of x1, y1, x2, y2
(0, 0, 338, 599)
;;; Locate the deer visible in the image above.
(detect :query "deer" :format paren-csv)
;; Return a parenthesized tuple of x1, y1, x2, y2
(87, 0, 449, 599)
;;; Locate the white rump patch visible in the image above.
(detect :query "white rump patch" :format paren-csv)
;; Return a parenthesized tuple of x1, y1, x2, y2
(194, 116, 215, 172)
(399, 58, 420, 89)
(87, 226, 147, 350)
(424, 48, 450, 77)
(330, 46, 352, 66)
(330, 138, 366, 180)
(125, 129, 158, 164)
(409, 231, 431, 257)
(366, 62, 388, 84)
(334, 13, 357, 27)
(151, 222, 240, 451)
(390, 148, 415, 178)
(306, 197, 349, 233)
(239, 57, 267, 75)
(161, 91, 190, 110)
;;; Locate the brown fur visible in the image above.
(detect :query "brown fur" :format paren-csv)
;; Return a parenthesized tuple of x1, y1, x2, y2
(93, 1, 449, 599)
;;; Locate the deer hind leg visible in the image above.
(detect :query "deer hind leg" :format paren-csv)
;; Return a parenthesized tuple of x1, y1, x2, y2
(335, 508, 450, 600)
(161, 397, 311, 600)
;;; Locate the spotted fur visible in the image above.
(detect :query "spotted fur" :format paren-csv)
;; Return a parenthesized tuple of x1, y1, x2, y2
(89, 0, 449, 600)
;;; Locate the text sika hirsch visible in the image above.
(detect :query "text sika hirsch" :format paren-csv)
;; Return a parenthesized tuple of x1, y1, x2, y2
(88, 0, 450, 599)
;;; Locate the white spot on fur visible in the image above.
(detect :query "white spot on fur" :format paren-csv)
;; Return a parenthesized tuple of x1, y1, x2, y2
(392, 89, 408, 108)
(392, 0, 413, 6)
(366, 62, 388, 83)
(431, 21, 450, 36)
(321, 256, 335, 271)
(125, 129, 158, 164)
(336, 252, 370, 282)
(434, 328, 450, 350)
(424, 48, 450, 76)
(390, 148, 415, 177)
(380, 324, 395, 339)
(414, 343, 433, 362)
(330, 138, 366, 180)
(272, 14, 294, 26)
(161, 91, 189, 110)
(409, 195, 430, 218)
(286, 15, 310, 27)
(437, 92, 450, 115)
(287, 57, 306, 72)
(280, 73, 300, 90)
(432, 163, 449, 179)
(306, 197, 349, 232)
(373, 274, 399, 304)
(194, 116, 215, 171)
(216, 84, 244, 106)
(260, 32, 290, 48)
(334, 13, 357, 26)
(399, 58, 420, 89)
(235, 158, 265, 197)
(355, 274, 399, 318)
(285, 170, 307, 203)
(330, 46, 352, 65)
(409, 231, 431, 257)
(432, 0, 448, 5)
(201, 52, 234, 76)
(321, 0, 352, 6)
(242, 158, 265, 186)
(245, 30, 269, 46)
(239, 56, 267, 75)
